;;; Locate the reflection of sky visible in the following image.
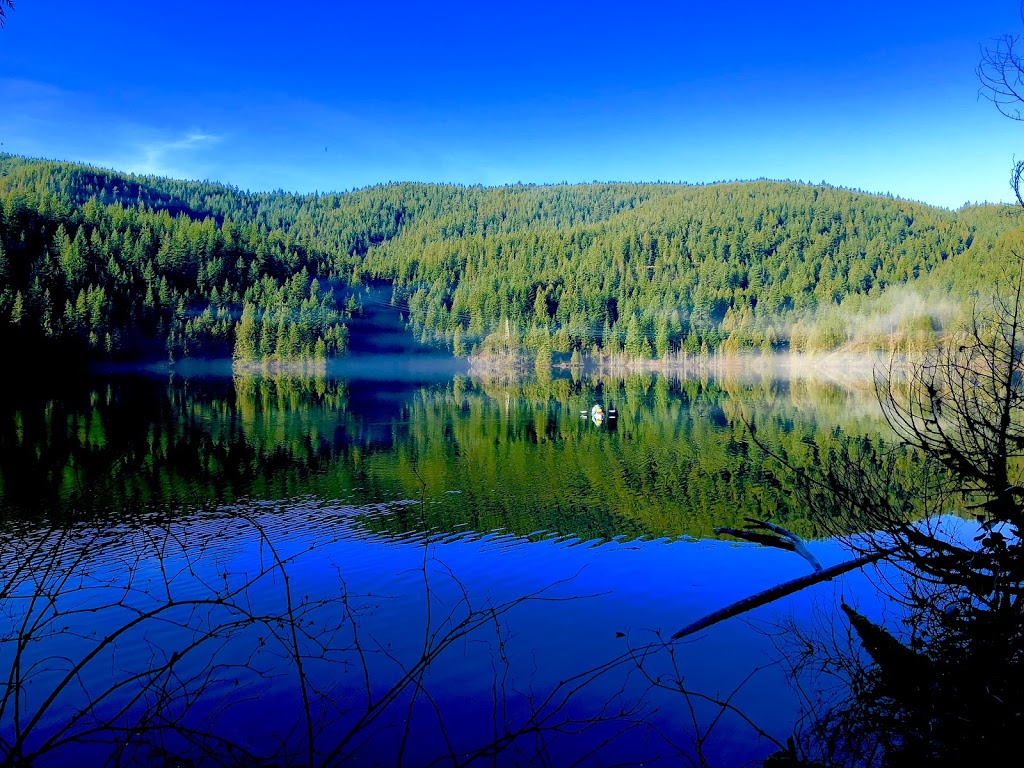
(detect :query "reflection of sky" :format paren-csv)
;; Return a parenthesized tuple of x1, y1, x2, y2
(1, 1, 1021, 209)
(2, 503, 891, 765)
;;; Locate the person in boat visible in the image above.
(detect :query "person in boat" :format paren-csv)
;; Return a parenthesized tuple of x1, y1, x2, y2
(591, 404, 605, 425)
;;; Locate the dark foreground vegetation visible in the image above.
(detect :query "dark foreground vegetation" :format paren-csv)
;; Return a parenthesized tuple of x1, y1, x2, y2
(755, 272, 1024, 766)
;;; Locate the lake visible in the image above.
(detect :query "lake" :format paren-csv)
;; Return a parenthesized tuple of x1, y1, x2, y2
(0, 358, 895, 767)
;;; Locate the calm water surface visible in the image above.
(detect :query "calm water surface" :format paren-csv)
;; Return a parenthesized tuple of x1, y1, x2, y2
(0, 360, 892, 767)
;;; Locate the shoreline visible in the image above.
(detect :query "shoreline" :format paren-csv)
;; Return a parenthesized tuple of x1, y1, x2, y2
(468, 349, 897, 388)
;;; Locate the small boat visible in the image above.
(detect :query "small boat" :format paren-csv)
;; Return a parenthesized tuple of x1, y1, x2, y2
(581, 404, 617, 425)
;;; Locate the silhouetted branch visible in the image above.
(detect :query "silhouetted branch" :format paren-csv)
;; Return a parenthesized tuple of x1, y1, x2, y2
(3, 511, 666, 768)
(671, 550, 892, 641)
(979, 28, 1024, 122)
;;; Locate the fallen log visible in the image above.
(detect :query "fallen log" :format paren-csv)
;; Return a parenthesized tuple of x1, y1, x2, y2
(671, 549, 893, 641)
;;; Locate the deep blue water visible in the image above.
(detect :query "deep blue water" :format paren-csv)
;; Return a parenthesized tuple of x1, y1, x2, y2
(0, 364, 892, 767)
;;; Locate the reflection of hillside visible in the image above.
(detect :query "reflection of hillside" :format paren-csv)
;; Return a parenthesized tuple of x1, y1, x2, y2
(1, 371, 903, 541)
(357, 372, 896, 540)
(0, 375, 358, 518)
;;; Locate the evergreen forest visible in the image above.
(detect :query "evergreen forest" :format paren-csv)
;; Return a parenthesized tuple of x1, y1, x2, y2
(2, 153, 1021, 368)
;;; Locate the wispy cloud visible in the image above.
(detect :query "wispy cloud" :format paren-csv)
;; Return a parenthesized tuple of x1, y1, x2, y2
(0, 78, 225, 181)
(118, 129, 224, 179)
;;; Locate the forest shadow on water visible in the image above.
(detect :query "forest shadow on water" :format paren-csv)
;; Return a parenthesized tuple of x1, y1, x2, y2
(0, 360, 1015, 766)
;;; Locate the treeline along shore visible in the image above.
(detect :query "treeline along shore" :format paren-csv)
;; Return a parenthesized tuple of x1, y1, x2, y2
(1, 153, 1020, 372)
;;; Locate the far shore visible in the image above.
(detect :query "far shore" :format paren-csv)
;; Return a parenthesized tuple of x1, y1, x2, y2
(468, 349, 899, 389)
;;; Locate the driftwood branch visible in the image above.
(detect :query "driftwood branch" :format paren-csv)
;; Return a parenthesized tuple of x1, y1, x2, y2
(671, 549, 893, 641)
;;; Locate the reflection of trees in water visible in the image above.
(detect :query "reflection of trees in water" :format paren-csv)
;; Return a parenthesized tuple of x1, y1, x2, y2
(0, 375, 358, 519)
(1, 370, 900, 543)
(375, 370, 897, 542)
(0, 511, 787, 767)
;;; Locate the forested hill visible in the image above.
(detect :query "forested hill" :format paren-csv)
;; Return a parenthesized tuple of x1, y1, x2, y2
(0, 154, 1020, 368)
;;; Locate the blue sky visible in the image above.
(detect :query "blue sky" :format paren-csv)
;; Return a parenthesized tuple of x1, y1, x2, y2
(1, 1, 1022, 209)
